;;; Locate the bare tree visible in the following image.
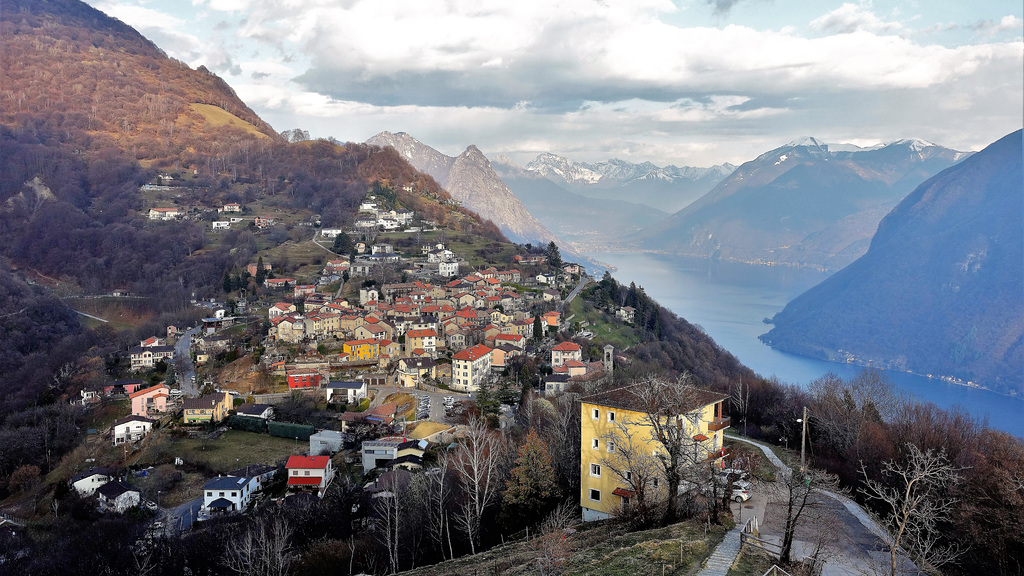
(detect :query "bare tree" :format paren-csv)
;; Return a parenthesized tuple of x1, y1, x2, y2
(372, 476, 402, 574)
(427, 451, 455, 560)
(532, 501, 580, 575)
(599, 419, 666, 527)
(223, 517, 296, 576)
(731, 376, 750, 437)
(860, 443, 966, 576)
(451, 418, 507, 554)
(773, 463, 842, 564)
(600, 375, 718, 524)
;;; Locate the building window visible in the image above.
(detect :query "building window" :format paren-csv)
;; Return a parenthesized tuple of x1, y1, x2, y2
(590, 463, 602, 477)
(592, 438, 599, 450)
(305, 471, 310, 476)
(653, 478, 660, 489)
(589, 489, 601, 502)
(608, 412, 616, 422)
(607, 441, 615, 453)
(591, 408, 599, 420)
(625, 471, 632, 481)
(231, 492, 237, 497)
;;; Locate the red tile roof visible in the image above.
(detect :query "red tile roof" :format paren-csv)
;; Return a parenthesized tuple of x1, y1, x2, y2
(552, 341, 581, 352)
(453, 344, 492, 361)
(286, 455, 330, 469)
(287, 476, 323, 486)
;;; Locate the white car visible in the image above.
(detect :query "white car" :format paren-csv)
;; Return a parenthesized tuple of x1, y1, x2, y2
(729, 486, 752, 503)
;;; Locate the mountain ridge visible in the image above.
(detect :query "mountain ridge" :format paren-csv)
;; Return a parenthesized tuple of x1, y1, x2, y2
(761, 130, 1023, 394)
(633, 137, 970, 270)
(366, 131, 567, 249)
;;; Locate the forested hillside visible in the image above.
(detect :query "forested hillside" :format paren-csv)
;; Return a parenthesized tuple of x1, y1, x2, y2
(762, 130, 1023, 394)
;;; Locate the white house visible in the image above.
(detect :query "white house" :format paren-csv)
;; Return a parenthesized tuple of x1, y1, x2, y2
(309, 430, 346, 456)
(451, 344, 493, 392)
(537, 273, 556, 285)
(285, 455, 335, 498)
(325, 381, 368, 404)
(439, 261, 459, 277)
(72, 467, 113, 497)
(212, 221, 230, 230)
(320, 228, 345, 238)
(235, 404, 274, 419)
(112, 415, 155, 445)
(97, 480, 141, 513)
(201, 475, 258, 517)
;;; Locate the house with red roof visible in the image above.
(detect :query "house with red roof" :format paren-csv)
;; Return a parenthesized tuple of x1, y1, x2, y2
(551, 341, 583, 367)
(129, 384, 169, 417)
(285, 455, 335, 498)
(452, 344, 493, 392)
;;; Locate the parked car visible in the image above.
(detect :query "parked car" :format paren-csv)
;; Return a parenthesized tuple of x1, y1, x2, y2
(728, 486, 751, 502)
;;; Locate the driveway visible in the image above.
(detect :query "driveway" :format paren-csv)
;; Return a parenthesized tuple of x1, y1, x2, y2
(165, 497, 202, 534)
(728, 435, 918, 576)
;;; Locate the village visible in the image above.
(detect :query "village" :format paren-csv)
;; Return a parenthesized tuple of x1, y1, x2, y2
(67, 185, 652, 538)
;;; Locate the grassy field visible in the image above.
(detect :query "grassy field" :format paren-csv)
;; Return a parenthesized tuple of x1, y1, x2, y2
(726, 546, 779, 576)
(400, 518, 730, 576)
(64, 296, 159, 331)
(567, 296, 643, 350)
(189, 103, 269, 139)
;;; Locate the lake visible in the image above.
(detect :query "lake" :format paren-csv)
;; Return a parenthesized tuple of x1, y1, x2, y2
(588, 251, 1024, 438)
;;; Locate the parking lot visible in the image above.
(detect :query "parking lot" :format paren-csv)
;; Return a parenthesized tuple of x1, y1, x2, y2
(369, 386, 471, 423)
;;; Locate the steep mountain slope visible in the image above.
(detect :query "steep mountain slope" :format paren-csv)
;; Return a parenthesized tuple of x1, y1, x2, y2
(0, 0, 276, 165)
(491, 156, 668, 248)
(634, 138, 968, 270)
(367, 131, 564, 247)
(0, 0, 499, 303)
(525, 153, 735, 212)
(761, 130, 1023, 394)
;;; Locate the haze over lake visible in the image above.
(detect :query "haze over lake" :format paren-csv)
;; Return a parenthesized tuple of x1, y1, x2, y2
(590, 251, 1024, 437)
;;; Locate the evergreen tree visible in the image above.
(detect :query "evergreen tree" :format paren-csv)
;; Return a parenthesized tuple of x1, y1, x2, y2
(332, 231, 353, 254)
(255, 256, 267, 283)
(474, 384, 500, 417)
(222, 270, 232, 293)
(546, 241, 562, 271)
(501, 430, 560, 530)
(533, 315, 543, 341)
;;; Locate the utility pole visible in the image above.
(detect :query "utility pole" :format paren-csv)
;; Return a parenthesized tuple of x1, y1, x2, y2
(800, 406, 808, 470)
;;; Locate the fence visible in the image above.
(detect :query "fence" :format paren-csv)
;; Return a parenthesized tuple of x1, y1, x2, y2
(740, 517, 783, 558)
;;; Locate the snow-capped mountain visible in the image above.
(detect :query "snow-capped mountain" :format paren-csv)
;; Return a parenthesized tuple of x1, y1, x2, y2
(633, 136, 971, 270)
(525, 153, 735, 188)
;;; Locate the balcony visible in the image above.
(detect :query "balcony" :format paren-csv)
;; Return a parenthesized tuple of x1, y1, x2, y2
(707, 417, 731, 432)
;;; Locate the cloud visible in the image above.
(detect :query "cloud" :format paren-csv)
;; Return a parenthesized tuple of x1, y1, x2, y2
(810, 3, 903, 34)
(704, 0, 744, 18)
(968, 15, 1024, 36)
(83, 0, 1023, 167)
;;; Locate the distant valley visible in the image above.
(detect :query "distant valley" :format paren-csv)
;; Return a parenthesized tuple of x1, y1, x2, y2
(633, 137, 969, 270)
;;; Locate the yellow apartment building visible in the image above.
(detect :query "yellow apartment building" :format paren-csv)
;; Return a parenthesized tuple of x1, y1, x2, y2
(579, 384, 730, 522)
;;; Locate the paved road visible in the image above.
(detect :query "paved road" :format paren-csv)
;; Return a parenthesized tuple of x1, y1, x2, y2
(165, 497, 202, 534)
(726, 434, 918, 576)
(562, 275, 591, 309)
(176, 326, 201, 396)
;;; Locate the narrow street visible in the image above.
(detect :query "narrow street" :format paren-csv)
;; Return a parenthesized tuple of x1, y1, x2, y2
(175, 326, 201, 396)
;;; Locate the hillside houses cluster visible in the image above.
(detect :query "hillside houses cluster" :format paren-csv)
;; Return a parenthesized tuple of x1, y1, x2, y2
(265, 259, 581, 391)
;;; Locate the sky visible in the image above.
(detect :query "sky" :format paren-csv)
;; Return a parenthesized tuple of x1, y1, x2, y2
(84, 0, 1023, 167)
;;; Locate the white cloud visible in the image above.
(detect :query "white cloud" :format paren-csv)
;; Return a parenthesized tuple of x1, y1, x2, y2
(82, 0, 1024, 166)
(810, 3, 903, 34)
